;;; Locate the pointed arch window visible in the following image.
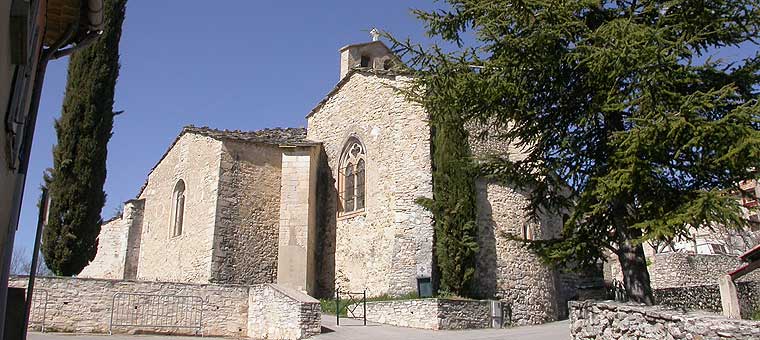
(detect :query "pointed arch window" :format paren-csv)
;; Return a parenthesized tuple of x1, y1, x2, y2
(172, 180, 186, 237)
(339, 138, 366, 214)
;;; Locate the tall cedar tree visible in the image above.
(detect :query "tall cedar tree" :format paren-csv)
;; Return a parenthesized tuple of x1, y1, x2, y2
(42, 0, 127, 276)
(394, 0, 760, 304)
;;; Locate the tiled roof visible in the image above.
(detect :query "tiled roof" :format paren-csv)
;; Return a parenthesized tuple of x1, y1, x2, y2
(182, 126, 316, 145)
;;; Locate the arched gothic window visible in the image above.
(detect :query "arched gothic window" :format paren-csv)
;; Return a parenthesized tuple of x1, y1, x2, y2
(339, 138, 366, 214)
(172, 180, 186, 237)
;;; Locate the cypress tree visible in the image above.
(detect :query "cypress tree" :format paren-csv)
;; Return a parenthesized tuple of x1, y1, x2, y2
(42, 0, 127, 276)
(417, 93, 479, 297)
(395, 0, 760, 304)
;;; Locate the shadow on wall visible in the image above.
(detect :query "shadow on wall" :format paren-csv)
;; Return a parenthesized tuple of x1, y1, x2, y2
(315, 149, 337, 298)
(471, 179, 568, 324)
(474, 183, 498, 298)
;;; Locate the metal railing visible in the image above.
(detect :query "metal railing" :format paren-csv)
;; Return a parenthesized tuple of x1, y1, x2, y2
(29, 289, 47, 332)
(335, 289, 366, 326)
(109, 292, 203, 336)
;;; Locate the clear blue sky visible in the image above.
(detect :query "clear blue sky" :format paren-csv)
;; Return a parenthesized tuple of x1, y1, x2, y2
(13, 1, 444, 256)
(13, 1, 758, 259)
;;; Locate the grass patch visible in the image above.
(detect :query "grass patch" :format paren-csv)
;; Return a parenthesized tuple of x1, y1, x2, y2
(320, 292, 422, 315)
(750, 309, 760, 321)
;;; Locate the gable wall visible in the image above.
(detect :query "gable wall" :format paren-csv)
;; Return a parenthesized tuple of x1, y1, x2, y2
(211, 140, 283, 284)
(307, 72, 434, 296)
(136, 133, 223, 283)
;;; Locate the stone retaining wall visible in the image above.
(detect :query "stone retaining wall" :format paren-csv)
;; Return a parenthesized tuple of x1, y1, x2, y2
(354, 298, 494, 330)
(649, 252, 760, 289)
(570, 300, 760, 340)
(10, 276, 320, 339)
(655, 281, 760, 319)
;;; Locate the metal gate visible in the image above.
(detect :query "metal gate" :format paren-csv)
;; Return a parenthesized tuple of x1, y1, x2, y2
(29, 289, 48, 332)
(335, 289, 366, 326)
(109, 292, 203, 336)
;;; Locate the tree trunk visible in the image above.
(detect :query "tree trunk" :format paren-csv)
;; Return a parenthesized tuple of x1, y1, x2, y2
(617, 230, 655, 305)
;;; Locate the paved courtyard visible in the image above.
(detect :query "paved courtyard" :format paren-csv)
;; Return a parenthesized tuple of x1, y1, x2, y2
(28, 319, 570, 340)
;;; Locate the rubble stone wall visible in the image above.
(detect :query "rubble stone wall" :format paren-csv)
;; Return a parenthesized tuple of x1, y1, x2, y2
(655, 281, 760, 319)
(473, 179, 562, 325)
(307, 71, 434, 296)
(10, 276, 321, 339)
(212, 140, 282, 284)
(649, 252, 760, 289)
(570, 300, 760, 340)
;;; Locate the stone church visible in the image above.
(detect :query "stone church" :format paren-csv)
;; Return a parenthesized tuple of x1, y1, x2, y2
(79, 39, 575, 325)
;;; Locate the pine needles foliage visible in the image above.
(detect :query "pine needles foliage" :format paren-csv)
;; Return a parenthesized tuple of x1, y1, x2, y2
(42, 0, 127, 276)
(393, 0, 760, 304)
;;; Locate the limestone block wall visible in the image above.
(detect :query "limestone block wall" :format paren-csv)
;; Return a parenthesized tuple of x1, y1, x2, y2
(248, 284, 321, 339)
(354, 298, 494, 330)
(78, 217, 127, 279)
(307, 71, 434, 296)
(473, 179, 561, 325)
(10, 276, 248, 336)
(10, 276, 321, 339)
(570, 300, 760, 340)
(212, 140, 282, 285)
(79, 200, 144, 280)
(277, 147, 319, 295)
(77, 204, 142, 279)
(136, 133, 223, 283)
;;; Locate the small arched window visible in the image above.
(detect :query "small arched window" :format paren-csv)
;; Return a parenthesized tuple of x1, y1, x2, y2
(172, 180, 186, 237)
(339, 138, 366, 214)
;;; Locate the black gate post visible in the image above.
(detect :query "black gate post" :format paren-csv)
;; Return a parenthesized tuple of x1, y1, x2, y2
(362, 289, 367, 326)
(336, 289, 340, 326)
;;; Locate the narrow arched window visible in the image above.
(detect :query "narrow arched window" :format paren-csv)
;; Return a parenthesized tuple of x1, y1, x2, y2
(339, 138, 366, 214)
(355, 159, 365, 210)
(172, 180, 186, 237)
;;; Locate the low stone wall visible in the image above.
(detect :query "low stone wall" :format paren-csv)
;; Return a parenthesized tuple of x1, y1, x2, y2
(248, 284, 321, 339)
(570, 301, 760, 340)
(354, 298, 493, 330)
(10, 276, 320, 339)
(655, 281, 760, 319)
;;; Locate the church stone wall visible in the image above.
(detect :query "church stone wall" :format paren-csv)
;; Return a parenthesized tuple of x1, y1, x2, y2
(79, 199, 144, 280)
(136, 133, 223, 283)
(78, 214, 129, 279)
(467, 122, 562, 325)
(307, 71, 434, 296)
(474, 180, 561, 325)
(212, 140, 283, 285)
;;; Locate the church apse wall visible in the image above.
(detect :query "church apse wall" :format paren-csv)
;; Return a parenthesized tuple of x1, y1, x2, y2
(136, 133, 223, 283)
(307, 70, 434, 297)
(211, 140, 283, 284)
(468, 123, 563, 325)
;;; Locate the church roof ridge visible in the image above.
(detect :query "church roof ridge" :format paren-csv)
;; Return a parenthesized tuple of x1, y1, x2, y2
(182, 125, 316, 145)
(134, 125, 318, 199)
